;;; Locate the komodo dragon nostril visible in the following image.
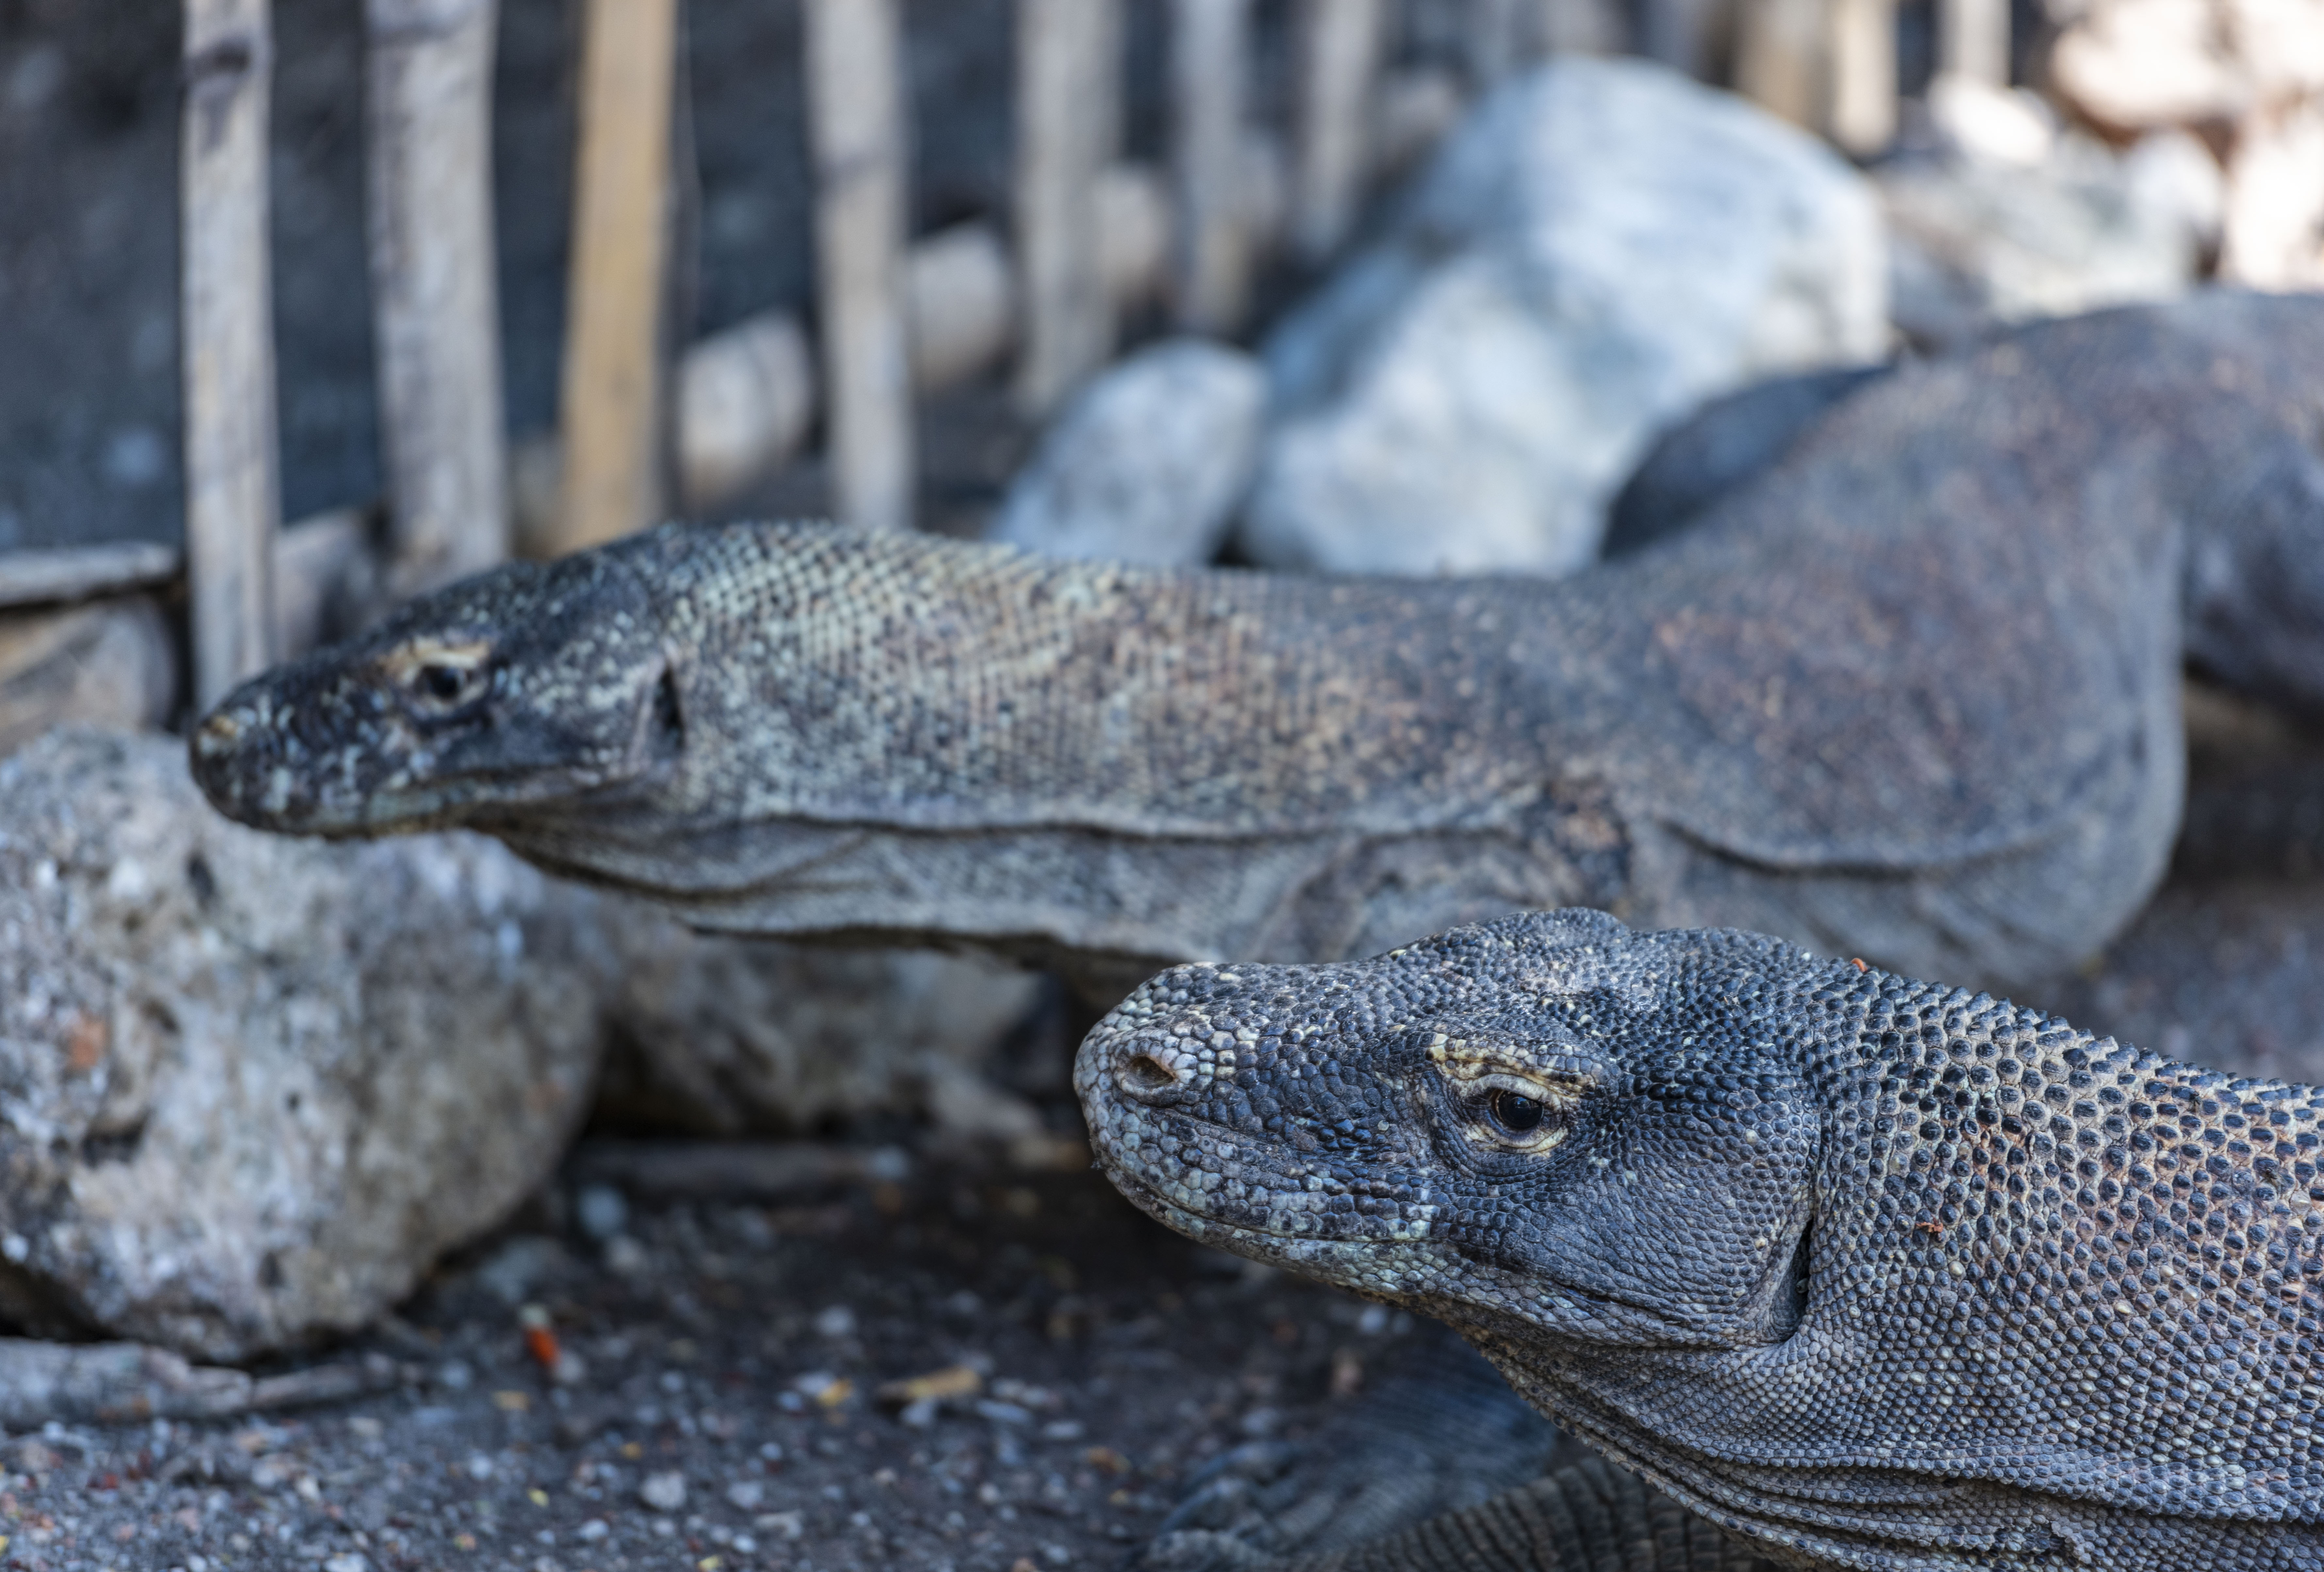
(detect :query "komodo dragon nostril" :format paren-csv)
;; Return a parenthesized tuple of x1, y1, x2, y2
(1119, 1047, 1186, 1096)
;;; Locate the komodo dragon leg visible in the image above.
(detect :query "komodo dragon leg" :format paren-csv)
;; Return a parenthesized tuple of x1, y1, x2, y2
(1141, 1321, 1568, 1564)
(1145, 1456, 1786, 1572)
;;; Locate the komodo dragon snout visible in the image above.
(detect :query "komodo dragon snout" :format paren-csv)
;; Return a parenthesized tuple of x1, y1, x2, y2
(1081, 908, 2324, 1570)
(190, 549, 682, 835)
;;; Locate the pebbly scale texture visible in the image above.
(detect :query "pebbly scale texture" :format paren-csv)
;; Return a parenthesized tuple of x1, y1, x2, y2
(190, 294, 2324, 994)
(1077, 909, 2324, 1570)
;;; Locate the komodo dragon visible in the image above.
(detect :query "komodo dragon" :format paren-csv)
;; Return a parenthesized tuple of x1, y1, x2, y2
(190, 291, 2324, 996)
(1077, 908, 2324, 1570)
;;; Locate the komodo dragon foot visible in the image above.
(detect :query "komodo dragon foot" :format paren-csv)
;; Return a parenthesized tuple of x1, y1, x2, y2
(1136, 1322, 1567, 1568)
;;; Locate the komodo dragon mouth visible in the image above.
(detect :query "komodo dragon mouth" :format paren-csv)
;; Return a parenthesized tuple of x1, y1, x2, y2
(1078, 908, 2324, 1571)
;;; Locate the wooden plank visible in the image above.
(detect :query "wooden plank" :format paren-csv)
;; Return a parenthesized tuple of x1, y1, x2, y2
(1827, 0, 1897, 154)
(1939, 0, 2010, 86)
(804, 0, 915, 533)
(1169, 0, 1254, 335)
(1290, 0, 1385, 264)
(552, 0, 679, 555)
(0, 543, 182, 611)
(1012, 0, 1122, 415)
(181, 0, 280, 708)
(365, 0, 510, 593)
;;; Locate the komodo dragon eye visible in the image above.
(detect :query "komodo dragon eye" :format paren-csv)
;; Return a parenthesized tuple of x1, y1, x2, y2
(380, 638, 494, 714)
(1488, 1088, 1545, 1133)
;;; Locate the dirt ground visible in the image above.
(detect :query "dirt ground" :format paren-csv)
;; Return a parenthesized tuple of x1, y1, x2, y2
(0, 1146, 1414, 1572)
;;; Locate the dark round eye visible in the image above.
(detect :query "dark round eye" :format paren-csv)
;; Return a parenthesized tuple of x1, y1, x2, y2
(418, 664, 476, 703)
(1488, 1088, 1545, 1134)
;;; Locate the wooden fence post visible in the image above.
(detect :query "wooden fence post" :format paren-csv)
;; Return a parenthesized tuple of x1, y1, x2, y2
(1290, 0, 1384, 264)
(1939, 0, 2010, 85)
(365, 0, 510, 594)
(1013, 0, 1121, 415)
(804, 0, 915, 532)
(1827, 0, 1897, 154)
(552, 0, 679, 555)
(1169, 0, 1253, 335)
(1735, 0, 1826, 128)
(182, 0, 280, 707)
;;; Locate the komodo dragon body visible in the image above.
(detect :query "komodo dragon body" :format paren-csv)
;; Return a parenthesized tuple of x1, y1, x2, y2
(192, 293, 2324, 992)
(1076, 909, 2324, 1570)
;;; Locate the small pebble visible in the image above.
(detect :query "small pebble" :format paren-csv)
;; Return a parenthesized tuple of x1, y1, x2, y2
(640, 1470, 688, 1512)
(726, 1480, 764, 1511)
(814, 1304, 857, 1338)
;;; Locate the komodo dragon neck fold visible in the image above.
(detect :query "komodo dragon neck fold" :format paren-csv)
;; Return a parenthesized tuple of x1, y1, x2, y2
(1078, 909, 2324, 1570)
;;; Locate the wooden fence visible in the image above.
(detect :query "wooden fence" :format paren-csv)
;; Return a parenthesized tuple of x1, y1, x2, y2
(49, 0, 2019, 709)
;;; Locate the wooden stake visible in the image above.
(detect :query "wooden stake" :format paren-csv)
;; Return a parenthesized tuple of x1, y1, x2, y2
(553, 0, 679, 555)
(804, 0, 915, 533)
(182, 0, 280, 707)
(1939, 0, 2009, 86)
(1735, 0, 1826, 128)
(366, 0, 510, 594)
(1827, 0, 1897, 154)
(1012, 0, 1121, 415)
(1169, 0, 1253, 335)
(1464, 0, 1528, 87)
(1290, 0, 1384, 264)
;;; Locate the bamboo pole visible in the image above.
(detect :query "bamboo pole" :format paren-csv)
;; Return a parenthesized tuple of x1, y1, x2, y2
(365, 0, 509, 594)
(1290, 0, 1384, 264)
(182, 0, 280, 707)
(1169, 0, 1253, 335)
(552, 0, 679, 555)
(1827, 0, 1897, 154)
(804, 0, 915, 532)
(1012, 0, 1121, 415)
(1939, 0, 2009, 86)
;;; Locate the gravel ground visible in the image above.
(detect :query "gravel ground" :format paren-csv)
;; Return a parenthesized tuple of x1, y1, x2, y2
(0, 1148, 1417, 1572)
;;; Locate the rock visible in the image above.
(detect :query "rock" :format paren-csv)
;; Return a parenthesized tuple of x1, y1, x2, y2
(0, 733, 1047, 1357)
(984, 341, 1267, 568)
(0, 600, 173, 758)
(1240, 58, 1886, 577)
(596, 939, 1043, 1140)
(639, 1469, 687, 1512)
(1879, 114, 2218, 351)
(2051, 0, 2324, 133)
(2220, 99, 2324, 289)
(0, 728, 617, 1359)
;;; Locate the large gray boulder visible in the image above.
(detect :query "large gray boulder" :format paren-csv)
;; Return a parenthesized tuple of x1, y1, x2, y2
(985, 340, 1267, 568)
(0, 729, 614, 1359)
(0, 729, 1042, 1359)
(1241, 58, 1887, 578)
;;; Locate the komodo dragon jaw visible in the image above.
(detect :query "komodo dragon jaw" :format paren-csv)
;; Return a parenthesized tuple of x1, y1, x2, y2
(190, 549, 683, 836)
(1078, 909, 2324, 1570)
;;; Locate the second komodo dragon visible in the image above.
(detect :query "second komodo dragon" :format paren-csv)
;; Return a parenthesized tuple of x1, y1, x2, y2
(1078, 909, 2324, 1570)
(191, 292, 2324, 994)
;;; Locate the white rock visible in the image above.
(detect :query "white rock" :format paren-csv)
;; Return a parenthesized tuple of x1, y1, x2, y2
(639, 1470, 688, 1512)
(1880, 127, 2216, 348)
(985, 341, 1267, 568)
(1241, 59, 1886, 578)
(2220, 99, 2324, 290)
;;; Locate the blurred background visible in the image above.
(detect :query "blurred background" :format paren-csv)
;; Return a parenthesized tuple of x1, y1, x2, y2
(1, 0, 2309, 726)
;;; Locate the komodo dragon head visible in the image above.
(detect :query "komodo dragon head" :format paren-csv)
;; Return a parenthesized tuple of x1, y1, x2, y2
(1079, 909, 2324, 1569)
(190, 548, 679, 835)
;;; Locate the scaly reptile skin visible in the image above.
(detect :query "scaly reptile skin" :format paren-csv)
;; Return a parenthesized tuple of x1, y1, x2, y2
(1076, 909, 2324, 1570)
(190, 293, 2324, 992)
